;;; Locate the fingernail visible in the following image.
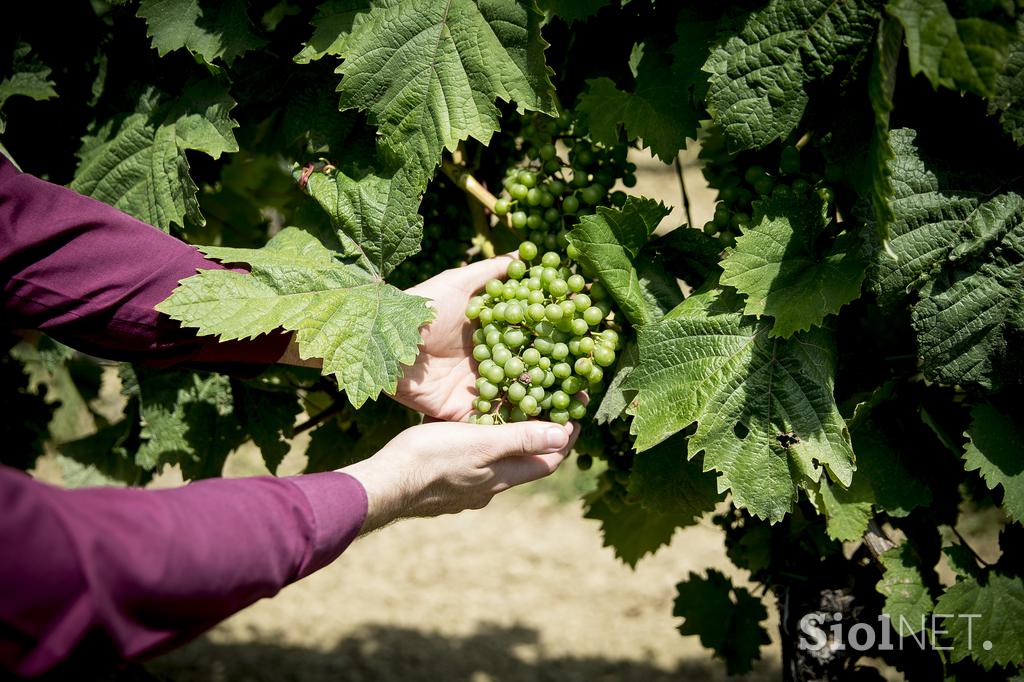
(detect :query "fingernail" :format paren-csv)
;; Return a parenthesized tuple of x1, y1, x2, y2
(544, 426, 569, 452)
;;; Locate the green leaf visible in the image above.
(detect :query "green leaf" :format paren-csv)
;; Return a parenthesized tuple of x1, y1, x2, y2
(137, 0, 267, 65)
(593, 341, 637, 424)
(911, 236, 1024, 389)
(0, 43, 57, 134)
(234, 380, 302, 474)
(851, 420, 932, 517)
(156, 227, 434, 407)
(630, 436, 723, 520)
(537, 0, 611, 23)
(124, 366, 242, 479)
(817, 472, 874, 542)
(703, 0, 880, 151)
(719, 192, 866, 338)
(583, 494, 689, 568)
(944, 543, 983, 579)
(625, 286, 855, 522)
(294, 0, 373, 64)
(673, 569, 770, 675)
(576, 48, 691, 163)
(58, 411, 148, 488)
(963, 402, 1024, 522)
(305, 399, 418, 473)
(937, 572, 1024, 669)
(302, 164, 424, 278)
(990, 17, 1024, 145)
(646, 226, 723, 290)
(877, 543, 935, 636)
(335, 0, 556, 181)
(567, 197, 674, 326)
(867, 17, 903, 245)
(887, 0, 1014, 97)
(71, 83, 239, 232)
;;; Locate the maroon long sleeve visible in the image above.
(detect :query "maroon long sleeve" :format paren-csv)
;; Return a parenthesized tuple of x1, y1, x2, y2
(0, 155, 369, 676)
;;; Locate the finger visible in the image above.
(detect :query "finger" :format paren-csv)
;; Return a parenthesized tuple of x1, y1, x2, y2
(480, 420, 572, 461)
(451, 253, 518, 290)
(491, 451, 567, 489)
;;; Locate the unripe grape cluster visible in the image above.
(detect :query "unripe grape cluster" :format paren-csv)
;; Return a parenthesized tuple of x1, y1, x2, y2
(465, 241, 622, 425)
(699, 126, 837, 248)
(492, 111, 636, 253)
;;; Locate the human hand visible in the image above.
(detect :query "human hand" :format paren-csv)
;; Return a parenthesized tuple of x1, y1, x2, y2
(394, 256, 516, 420)
(340, 419, 579, 531)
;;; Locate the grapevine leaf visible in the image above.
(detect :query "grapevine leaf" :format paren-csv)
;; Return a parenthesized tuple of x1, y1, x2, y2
(911, 221, 1024, 388)
(868, 128, 1015, 301)
(567, 197, 674, 326)
(629, 436, 723, 520)
(335, 0, 556, 181)
(673, 569, 770, 675)
(937, 573, 1024, 669)
(593, 341, 637, 424)
(234, 381, 302, 474)
(646, 226, 723, 290)
(576, 46, 691, 163)
(944, 544, 983, 580)
(302, 164, 423, 278)
(156, 228, 434, 407)
(625, 286, 855, 523)
(867, 16, 903, 244)
(123, 366, 241, 479)
(817, 472, 873, 542)
(306, 399, 417, 473)
(294, 0, 373, 64)
(963, 402, 1024, 522)
(57, 411, 148, 488)
(0, 43, 57, 134)
(877, 543, 935, 636)
(703, 0, 880, 151)
(851, 421, 932, 517)
(719, 192, 867, 338)
(537, 0, 611, 23)
(137, 0, 267, 65)
(583, 494, 688, 568)
(0, 352, 55, 470)
(990, 17, 1024, 146)
(887, 0, 1013, 98)
(71, 83, 239, 232)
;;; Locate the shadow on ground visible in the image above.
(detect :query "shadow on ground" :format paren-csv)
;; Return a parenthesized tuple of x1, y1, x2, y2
(141, 622, 779, 682)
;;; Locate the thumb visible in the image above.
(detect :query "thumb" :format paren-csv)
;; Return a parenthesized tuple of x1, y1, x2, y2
(451, 252, 517, 290)
(481, 421, 572, 461)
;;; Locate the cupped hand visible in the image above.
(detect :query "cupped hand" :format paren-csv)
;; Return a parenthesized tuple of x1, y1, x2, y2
(394, 255, 516, 420)
(341, 419, 580, 531)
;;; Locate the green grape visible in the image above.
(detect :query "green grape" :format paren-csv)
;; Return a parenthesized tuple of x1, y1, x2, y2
(567, 274, 585, 292)
(484, 364, 505, 384)
(485, 329, 502, 347)
(779, 146, 801, 175)
(519, 395, 539, 415)
(538, 356, 551, 370)
(539, 143, 557, 161)
(503, 328, 526, 348)
(479, 381, 499, 400)
(511, 211, 528, 229)
(568, 398, 587, 420)
(473, 344, 490, 361)
(507, 260, 527, 280)
(622, 173, 637, 188)
(523, 348, 541, 365)
(519, 170, 537, 188)
(510, 407, 528, 422)
(587, 365, 603, 383)
(494, 198, 510, 216)
(573, 293, 591, 311)
(544, 303, 563, 322)
(578, 336, 595, 354)
(540, 251, 560, 268)
(476, 399, 492, 413)
(492, 345, 512, 366)
(551, 390, 571, 410)
(552, 343, 569, 360)
(583, 306, 603, 326)
(549, 279, 569, 297)
(478, 308, 493, 325)
(610, 190, 627, 207)
(562, 376, 585, 395)
(510, 183, 529, 200)
(593, 344, 615, 367)
(476, 413, 494, 425)
(601, 329, 620, 348)
(544, 207, 561, 223)
(570, 318, 589, 336)
(575, 452, 592, 468)
(508, 382, 527, 403)
(528, 303, 547, 322)
(526, 187, 543, 206)
(528, 386, 546, 402)
(466, 302, 482, 319)
(504, 356, 527, 378)
(526, 214, 544, 230)
(528, 366, 545, 385)
(472, 328, 485, 345)
(574, 357, 593, 375)
(485, 279, 503, 297)
(566, 243, 579, 260)
(562, 195, 579, 214)
(581, 184, 604, 205)
(504, 303, 524, 324)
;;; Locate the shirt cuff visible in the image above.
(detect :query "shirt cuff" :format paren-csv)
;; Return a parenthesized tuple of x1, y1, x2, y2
(285, 472, 368, 579)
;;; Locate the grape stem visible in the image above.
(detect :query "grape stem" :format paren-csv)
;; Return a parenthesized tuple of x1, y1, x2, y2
(441, 158, 523, 247)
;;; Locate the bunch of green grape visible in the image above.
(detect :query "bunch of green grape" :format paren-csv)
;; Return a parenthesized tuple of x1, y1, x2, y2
(390, 178, 476, 289)
(699, 126, 836, 248)
(575, 420, 636, 511)
(491, 111, 636, 252)
(464, 240, 623, 425)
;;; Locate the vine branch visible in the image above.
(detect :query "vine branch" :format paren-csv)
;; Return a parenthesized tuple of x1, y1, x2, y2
(673, 153, 693, 228)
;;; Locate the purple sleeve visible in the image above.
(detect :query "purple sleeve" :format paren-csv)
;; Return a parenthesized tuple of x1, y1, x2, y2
(0, 466, 367, 677)
(0, 154, 290, 369)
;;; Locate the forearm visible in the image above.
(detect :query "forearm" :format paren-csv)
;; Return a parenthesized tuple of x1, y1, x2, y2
(0, 467, 366, 676)
(0, 155, 289, 371)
